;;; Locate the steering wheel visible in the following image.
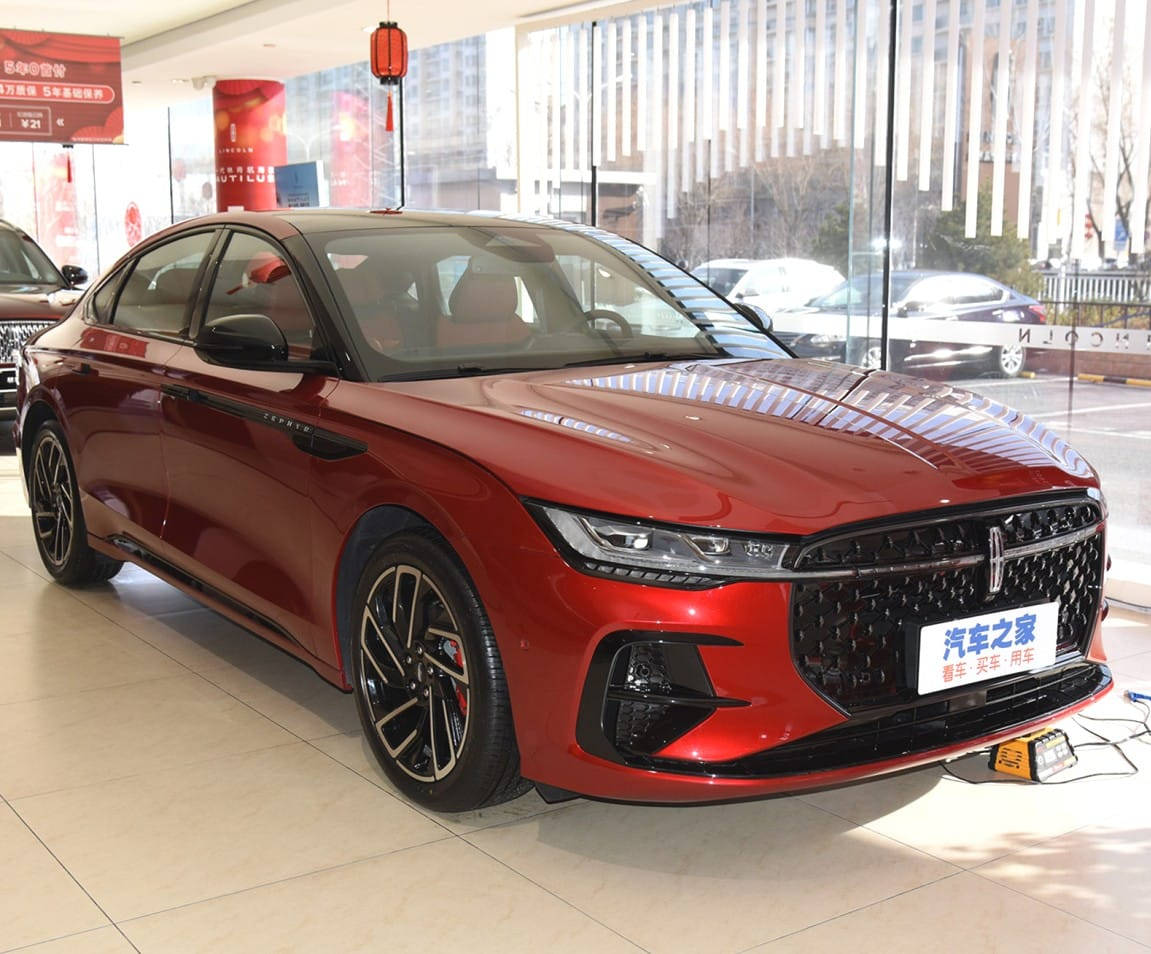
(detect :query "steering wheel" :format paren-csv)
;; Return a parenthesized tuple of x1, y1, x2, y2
(582, 308, 634, 339)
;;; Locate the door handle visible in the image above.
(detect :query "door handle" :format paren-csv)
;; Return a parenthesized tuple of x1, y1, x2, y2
(64, 359, 94, 375)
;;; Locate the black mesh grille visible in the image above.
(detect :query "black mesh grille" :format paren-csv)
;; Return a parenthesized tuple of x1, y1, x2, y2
(791, 498, 1103, 711)
(0, 320, 54, 364)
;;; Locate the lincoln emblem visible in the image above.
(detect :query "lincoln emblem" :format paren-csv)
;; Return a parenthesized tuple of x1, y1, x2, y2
(987, 525, 1005, 598)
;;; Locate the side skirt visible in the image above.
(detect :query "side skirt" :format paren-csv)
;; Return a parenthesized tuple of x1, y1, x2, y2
(90, 533, 347, 690)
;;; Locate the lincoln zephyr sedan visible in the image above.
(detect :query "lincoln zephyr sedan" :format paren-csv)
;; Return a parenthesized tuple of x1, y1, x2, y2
(16, 210, 1110, 811)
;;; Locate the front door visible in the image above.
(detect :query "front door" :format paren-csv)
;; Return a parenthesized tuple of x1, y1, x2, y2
(158, 229, 337, 653)
(56, 230, 218, 551)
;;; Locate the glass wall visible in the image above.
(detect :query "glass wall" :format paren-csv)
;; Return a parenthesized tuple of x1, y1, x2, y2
(0, 1, 1145, 565)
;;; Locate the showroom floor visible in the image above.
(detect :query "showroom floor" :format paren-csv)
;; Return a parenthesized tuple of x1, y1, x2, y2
(0, 450, 1149, 954)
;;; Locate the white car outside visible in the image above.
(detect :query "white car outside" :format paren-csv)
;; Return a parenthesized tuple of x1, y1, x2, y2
(694, 258, 845, 315)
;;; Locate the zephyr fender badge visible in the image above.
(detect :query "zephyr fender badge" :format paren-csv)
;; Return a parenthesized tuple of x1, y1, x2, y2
(987, 525, 1005, 598)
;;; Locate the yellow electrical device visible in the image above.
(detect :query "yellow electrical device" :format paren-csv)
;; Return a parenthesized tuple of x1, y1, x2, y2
(989, 728, 1077, 781)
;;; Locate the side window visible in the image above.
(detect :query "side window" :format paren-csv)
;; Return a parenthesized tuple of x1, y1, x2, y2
(743, 265, 787, 297)
(110, 233, 215, 335)
(90, 270, 124, 324)
(952, 277, 1006, 305)
(205, 232, 319, 361)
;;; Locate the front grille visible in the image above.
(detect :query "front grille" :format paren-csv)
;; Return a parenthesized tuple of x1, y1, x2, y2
(791, 496, 1104, 711)
(638, 662, 1109, 778)
(0, 320, 54, 365)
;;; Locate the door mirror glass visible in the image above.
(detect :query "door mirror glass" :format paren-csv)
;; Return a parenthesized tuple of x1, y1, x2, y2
(196, 313, 288, 367)
(61, 264, 88, 287)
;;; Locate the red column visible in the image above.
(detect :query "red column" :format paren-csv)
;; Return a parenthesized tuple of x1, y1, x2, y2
(34, 151, 78, 265)
(212, 80, 286, 212)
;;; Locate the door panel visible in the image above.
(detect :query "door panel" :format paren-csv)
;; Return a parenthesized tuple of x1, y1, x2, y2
(54, 324, 181, 549)
(158, 354, 335, 652)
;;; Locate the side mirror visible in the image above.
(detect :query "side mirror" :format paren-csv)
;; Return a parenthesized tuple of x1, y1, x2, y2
(196, 313, 288, 367)
(734, 302, 773, 334)
(61, 265, 88, 288)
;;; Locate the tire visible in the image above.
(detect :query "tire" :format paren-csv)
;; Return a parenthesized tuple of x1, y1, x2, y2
(991, 343, 1026, 378)
(29, 422, 123, 586)
(351, 529, 530, 812)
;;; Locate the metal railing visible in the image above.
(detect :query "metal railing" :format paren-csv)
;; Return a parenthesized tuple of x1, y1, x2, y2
(1040, 270, 1151, 306)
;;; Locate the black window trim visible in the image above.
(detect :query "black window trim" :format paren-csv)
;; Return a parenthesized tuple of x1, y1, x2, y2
(87, 228, 223, 345)
(193, 225, 342, 373)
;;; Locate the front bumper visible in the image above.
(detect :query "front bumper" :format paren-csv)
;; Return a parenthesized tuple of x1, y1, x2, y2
(494, 495, 1109, 803)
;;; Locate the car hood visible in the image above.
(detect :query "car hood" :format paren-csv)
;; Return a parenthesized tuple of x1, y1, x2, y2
(0, 289, 73, 321)
(350, 357, 1097, 536)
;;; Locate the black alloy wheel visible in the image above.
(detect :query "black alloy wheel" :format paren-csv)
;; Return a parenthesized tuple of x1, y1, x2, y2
(29, 422, 122, 585)
(351, 530, 529, 811)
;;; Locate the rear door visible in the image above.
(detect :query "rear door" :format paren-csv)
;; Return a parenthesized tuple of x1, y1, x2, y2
(158, 227, 338, 652)
(56, 230, 219, 550)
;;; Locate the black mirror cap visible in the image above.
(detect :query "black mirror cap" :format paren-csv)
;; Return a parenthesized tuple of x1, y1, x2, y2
(61, 264, 88, 288)
(196, 313, 288, 366)
(734, 301, 773, 335)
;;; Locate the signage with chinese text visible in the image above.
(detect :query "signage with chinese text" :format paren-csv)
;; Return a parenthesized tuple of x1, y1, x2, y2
(0, 30, 123, 144)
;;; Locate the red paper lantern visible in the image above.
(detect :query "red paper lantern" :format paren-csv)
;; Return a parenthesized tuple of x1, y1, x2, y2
(370, 22, 408, 85)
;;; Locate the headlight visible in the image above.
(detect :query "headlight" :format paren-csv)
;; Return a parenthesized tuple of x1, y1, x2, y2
(526, 501, 795, 583)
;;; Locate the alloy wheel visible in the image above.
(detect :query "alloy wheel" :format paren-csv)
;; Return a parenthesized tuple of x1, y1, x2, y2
(358, 563, 471, 783)
(31, 432, 76, 568)
(861, 344, 884, 370)
(997, 344, 1025, 376)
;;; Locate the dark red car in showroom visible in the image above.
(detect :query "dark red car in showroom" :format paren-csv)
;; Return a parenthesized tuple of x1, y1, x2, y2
(0, 218, 87, 421)
(15, 210, 1110, 811)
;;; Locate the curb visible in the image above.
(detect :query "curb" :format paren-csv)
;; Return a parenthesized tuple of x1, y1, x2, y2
(1076, 372, 1151, 389)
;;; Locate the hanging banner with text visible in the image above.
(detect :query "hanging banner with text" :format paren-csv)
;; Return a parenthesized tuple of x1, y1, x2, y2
(0, 30, 123, 144)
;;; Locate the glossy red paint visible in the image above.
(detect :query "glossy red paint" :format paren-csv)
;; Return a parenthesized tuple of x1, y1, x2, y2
(15, 210, 1112, 805)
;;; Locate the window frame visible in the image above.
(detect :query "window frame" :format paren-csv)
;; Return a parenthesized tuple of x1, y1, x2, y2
(191, 226, 334, 367)
(86, 228, 223, 344)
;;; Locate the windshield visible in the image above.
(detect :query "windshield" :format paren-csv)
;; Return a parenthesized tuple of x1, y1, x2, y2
(312, 226, 786, 380)
(693, 265, 747, 296)
(809, 273, 918, 309)
(0, 229, 64, 289)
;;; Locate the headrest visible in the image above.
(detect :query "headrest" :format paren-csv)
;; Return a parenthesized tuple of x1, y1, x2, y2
(448, 267, 518, 323)
(246, 252, 291, 285)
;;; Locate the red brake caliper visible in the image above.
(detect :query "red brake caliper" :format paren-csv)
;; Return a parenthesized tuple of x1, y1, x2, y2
(451, 641, 468, 715)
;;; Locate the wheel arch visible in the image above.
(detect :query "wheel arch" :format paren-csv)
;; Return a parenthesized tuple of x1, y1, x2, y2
(332, 504, 453, 684)
(19, 398, 60, 487)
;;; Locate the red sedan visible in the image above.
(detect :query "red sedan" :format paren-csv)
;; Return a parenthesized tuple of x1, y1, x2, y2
(15, 210, 1110, 811)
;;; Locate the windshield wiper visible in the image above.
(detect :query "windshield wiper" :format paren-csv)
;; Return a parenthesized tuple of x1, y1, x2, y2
(560, 351, 721, 368)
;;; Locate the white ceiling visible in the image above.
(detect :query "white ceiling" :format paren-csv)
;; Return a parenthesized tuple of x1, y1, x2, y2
(3, 0, 612, 112)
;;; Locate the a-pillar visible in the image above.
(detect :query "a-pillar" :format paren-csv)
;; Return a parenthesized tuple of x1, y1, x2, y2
(212, 80, 286, 212)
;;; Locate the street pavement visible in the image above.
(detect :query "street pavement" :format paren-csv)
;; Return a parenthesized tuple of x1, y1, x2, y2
(955, 373, 1150, 566)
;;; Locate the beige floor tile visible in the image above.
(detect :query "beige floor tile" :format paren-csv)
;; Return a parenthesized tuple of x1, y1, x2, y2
(121, 838, 642, 954)
(198, 654, 360, 740)
(1101, 609, 1151, 662)
(0, 620, 188, 705)
(751, 871, 1147, 953)
(0, 584, 120, 638)
(13, 927, 139, 954)
(800, 740, 1151, 869)
(310, 731, 568, 834)
(0, 551, 54, 590)
(14, 742, 449, 921)
(0, 674, 293, 799)
(0, 803, 108, 951)
(116, 608, 293, 674)
(976, 822, 1151, 946)
(66, 565, 201, 626)
(1, 543, 55, 581)
(1111, 651, 1151, 685)
(466, 798, 957, 954)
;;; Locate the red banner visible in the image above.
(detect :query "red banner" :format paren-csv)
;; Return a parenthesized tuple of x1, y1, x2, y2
(213, 79, 286, 212)
(330, 91, 370, 208)
(0, 30, 123, 144)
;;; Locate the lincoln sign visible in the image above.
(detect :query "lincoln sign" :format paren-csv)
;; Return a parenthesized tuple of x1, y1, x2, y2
(0, 30, 123, 144)
(770, 313, 1151, 356)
